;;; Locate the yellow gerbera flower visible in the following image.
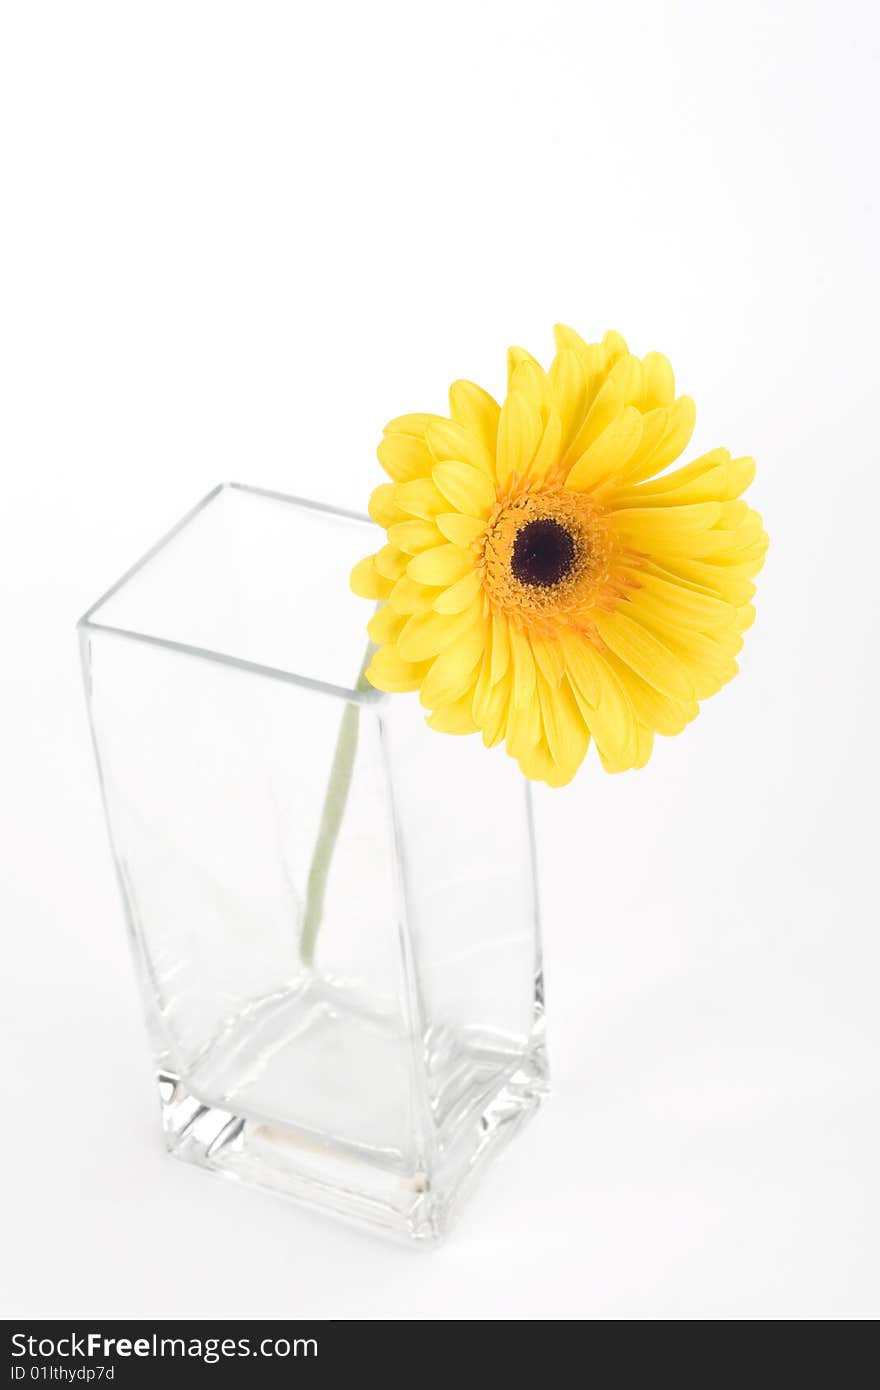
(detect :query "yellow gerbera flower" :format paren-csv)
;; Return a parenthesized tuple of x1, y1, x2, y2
(351, 326, 768, 787)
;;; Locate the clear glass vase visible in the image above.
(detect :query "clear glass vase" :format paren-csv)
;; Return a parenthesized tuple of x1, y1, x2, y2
(78, 484, 547, 1243)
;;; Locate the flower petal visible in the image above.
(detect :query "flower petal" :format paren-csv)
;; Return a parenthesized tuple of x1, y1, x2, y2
(560, 629, 601, 706)
(449, 379, 501, 461)
(374, 543, 409, 580)
(433, 461, 496, 517)
(536, 672, 589, 781)
(436, 512, 486, 547)
(505, 690, 542, 757)
(509, 626, 536, 705)
(593, 610, 694, 701)
(553, 323, 591, 355)
(602, 329, 630, 363)
(608, 354, 644, 408)
(653, 556, 758, 605)
(495, 390, 543, 489)
(366, 603, 406, 645)
(386, 519, 442, 555)
(597, 407, 668, 495)
(612, 501, 724, 549)
(419, 618, 487, 707)
(624, 569, 736, 629)
(368, 483, 403, 527)
(377, 432, 434, 482)
(518, 735, 577, 788)
(603, 651, 697, 736)
(531, 635, 565, 686)
(623, 395, 696, 484)
(392, 477, 448, 519)
(566, 407, 644, 492)
(426, 419, 494, 477)
(615, 450, 757, 507)
(407, 543, 474, 586)
(384, 412, 446, 436)
(479, 671, 511, 747)
(509, 355, 552, 415)
(528, 412, 563, 482)
(350, 555, 393, 600)
(634, 611, 740, 699)
(630, 723, 655, 770)
(562, 376, 625, 470)
(490, 612, 510, 685)
(640, 352, 675, 409)
(565, 652, 639, 771)
(548, 348, 588, 457)
(507, 344, 543, 384)
(366, 645, 430, 693)
(425, 695, 480, 735)
(432, 568, 483, 614)
(387, 574, 437, 614)
(398, 603, 480, 663)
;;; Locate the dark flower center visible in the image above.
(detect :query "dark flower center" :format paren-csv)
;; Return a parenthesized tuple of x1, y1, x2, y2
(510, 518, 577, 588)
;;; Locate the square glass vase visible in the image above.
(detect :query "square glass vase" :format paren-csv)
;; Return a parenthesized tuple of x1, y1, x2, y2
(79, 483, 547, 1243)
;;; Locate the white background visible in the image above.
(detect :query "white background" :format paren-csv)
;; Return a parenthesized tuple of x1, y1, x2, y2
(1, 0, 878, 1320)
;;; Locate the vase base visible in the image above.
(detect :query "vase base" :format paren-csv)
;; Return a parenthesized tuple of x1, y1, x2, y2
(155, 975, 548, 1243)
(158, 1067, 547, 1243)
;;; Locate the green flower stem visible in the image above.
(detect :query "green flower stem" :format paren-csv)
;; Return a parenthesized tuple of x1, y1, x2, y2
(299, 645, 375, 968)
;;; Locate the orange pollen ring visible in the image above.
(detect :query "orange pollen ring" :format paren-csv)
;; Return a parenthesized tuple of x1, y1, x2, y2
(478, 485, 617, 630)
